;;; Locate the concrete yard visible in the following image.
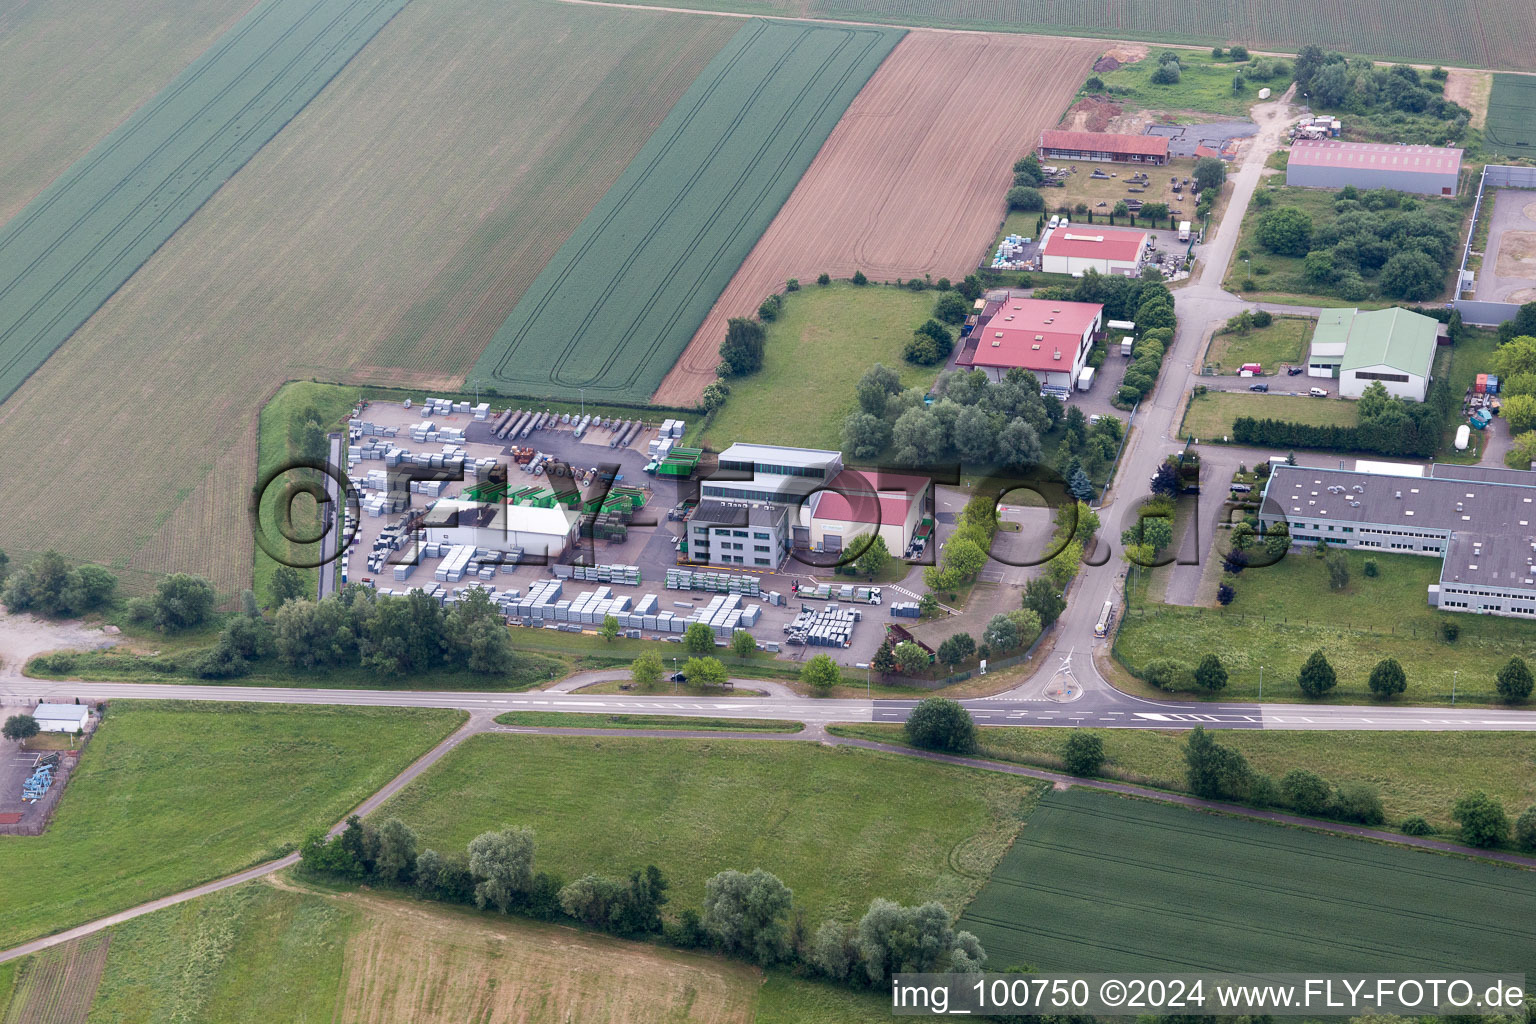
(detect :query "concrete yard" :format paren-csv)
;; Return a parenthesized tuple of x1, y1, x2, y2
(1476, 189, 1536, 304)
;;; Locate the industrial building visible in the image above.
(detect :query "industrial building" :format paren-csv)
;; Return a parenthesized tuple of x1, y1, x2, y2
(1285, 140, 1462, 196)
(31, 704, 88, 733)
(1038, 130, 1169, 165)
(1039, 227, 1148, 278)
(1306, 306, 1442, 401)
(807, 469, 931, 555)
(420, 498, 580, 559)
(1261, 462, 1536, 618)
(702, 443, 843, 507)
(685, 500, 789, 569)
(955, 296, 1104, 389)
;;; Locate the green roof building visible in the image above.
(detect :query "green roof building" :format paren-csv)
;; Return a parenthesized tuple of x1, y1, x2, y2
(1306, 306, 1441, 401)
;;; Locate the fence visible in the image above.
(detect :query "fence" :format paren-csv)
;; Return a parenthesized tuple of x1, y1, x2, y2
(1452, 164, 1536, 326)
(0, 727, 95, 837)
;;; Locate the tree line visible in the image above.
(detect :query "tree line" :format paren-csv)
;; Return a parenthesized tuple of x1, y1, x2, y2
(300, 817, 986, 991)
(1232, 378, 1453, 458)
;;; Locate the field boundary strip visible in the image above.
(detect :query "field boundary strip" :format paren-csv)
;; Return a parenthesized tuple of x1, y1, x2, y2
(0, 0, 415, 403)
(469, 17, 903, 402)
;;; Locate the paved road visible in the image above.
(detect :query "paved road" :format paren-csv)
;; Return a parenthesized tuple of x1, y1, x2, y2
(7, 676, 1536, 731)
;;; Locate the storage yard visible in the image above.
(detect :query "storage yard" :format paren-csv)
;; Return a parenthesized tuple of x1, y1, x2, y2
(652, 29, 1102, 405)
(472, 18, 901, 403)
(337, 400, 889, 663)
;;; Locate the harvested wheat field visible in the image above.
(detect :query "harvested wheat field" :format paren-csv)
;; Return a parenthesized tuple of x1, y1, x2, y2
(337, 891, 757, 1024)
(651, 30, 1099, 405)
(0, 0, 734, 595)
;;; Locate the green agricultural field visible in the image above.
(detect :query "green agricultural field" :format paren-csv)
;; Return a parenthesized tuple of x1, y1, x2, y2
(960, 788, 1536, 972)
(1092, 50, 1291, 119)
(0, 702, 464, 950)
(591, 0, 1536, 71)
(1204, 315, 1311, 372)
(0, 0, 255, 229)
(829, 724, 1536, 832)
(695, 283, 942, 450)
(470, 19, 903, 404)
(376, 735, 1040, 921)
(1181, 389, 1357, 440)
(0, 0, 737, 598)
(0, 0, 411, 405)
(1485, 74, 1536, 157)
(1116, 549, 1536, 703)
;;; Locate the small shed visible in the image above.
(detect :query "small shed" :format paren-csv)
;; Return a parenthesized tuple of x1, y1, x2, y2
(32, 703, 88, 733)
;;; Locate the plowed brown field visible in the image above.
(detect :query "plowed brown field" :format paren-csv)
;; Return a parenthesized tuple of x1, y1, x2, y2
(651, 29, 1100, 405)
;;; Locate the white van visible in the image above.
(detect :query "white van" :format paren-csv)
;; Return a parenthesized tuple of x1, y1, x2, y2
(1309, 387, 1328, 397)
(1048, 215, 1060, 229)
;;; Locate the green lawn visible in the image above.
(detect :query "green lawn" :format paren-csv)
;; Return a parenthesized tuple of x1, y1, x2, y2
(1223, 183, 1469, 302)
(87, 883, 355, 1024)
(493, 711, 803, 732)
(0, 702, 464, 949)
(829, 723, 1536, 833)
(960, 788, 1536, 973)
(1437, 328, 1501, 461)
(1116, 549, 1536, 704)
(1204, 315, 1311, 372)
(376, 735, 1041, 921)
(696, 282, 943, 451)
(1181, 389, 1357, 441)
(1092, 50, 1290, 119)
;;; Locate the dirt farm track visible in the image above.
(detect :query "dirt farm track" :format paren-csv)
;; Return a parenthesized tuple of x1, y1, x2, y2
(651, 30, 1102, 405)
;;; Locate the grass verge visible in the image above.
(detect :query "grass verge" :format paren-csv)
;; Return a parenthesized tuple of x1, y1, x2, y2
(1181, 389, 1357, 441)
(493, 711, 803, 732)
(1204, 315, 1311, 371)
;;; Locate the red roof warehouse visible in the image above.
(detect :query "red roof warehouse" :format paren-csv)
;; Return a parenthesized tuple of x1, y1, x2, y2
(1038, 129, 1169, 164)
(956, 297, 1103, 386)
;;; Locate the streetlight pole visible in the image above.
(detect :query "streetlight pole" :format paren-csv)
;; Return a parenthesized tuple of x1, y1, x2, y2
(1452, 669, 1458, 705)
(1258, 664, 1263, 701)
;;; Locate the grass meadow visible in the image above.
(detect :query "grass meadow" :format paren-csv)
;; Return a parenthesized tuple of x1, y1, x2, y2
(1092, 50, 1290, 119)
(960, 788, 1536, 972)
(1115, 549, 1536, 703)
(0, 0, 738, 598)
(1180, 389, 1358, 440)
(0, 702, 464, 950)
(829, 723, 1536, 833)
(695, 282, 944, 451)
(1486, 74, 1536, 157)
(376, 735, 1042, 921)
(1204, 315, 1311, 371)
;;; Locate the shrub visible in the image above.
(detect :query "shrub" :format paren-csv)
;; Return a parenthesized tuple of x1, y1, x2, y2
(1150, 62, 1181, 85)
(1085, 75, 1104, 91)
(785, 278, 800, 292)
(1006, 186, 1043, 212)
(1332, 783, 1385, 825)
(1496, 656, 1534, 702)
(1362, 558, 1378, 577)
(851, 270, 868, 286)
(1140, 658, 1195, 691)
(817, 272, 831, 286)
(1515, 806, 1536, 851)
(1367, 657, 1407, 698)
(1438, 618, 1460, 642)
(1061, 731, 1105, 777)
(1280, 768, 1332, 815)
(1400, 816, 1433, 837)
(1452, 791, 1510, 848)
(1251, 309, 1273, 328)
(1296, 649, 1337, 697)
(904, 698, 976, 754)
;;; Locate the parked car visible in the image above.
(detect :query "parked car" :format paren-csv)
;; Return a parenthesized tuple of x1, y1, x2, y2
(1309, 387, 1328, 397)
(1286, 366, 1304, 375)
(1249, 383, 1269, 392)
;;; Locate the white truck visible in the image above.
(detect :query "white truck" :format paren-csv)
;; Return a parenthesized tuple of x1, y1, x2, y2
(1178, 220, 1192, 242)
(1120, 337, 1133, 357)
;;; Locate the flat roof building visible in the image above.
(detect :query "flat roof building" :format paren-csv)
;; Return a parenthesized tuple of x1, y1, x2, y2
(686, 500, 788, 570)
(1306, 306, 1441, 401)
(1039, 227, 1148, 279)
(1286, 140, 1462, 196)
(31, 703, 89, 733)
(955, 297, 1103, 390)
(1039, 130, 1168, 164)
(421, 499, 579, 558)
(1260, 461, 1536, 618)
(703, 443, 843, 507)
